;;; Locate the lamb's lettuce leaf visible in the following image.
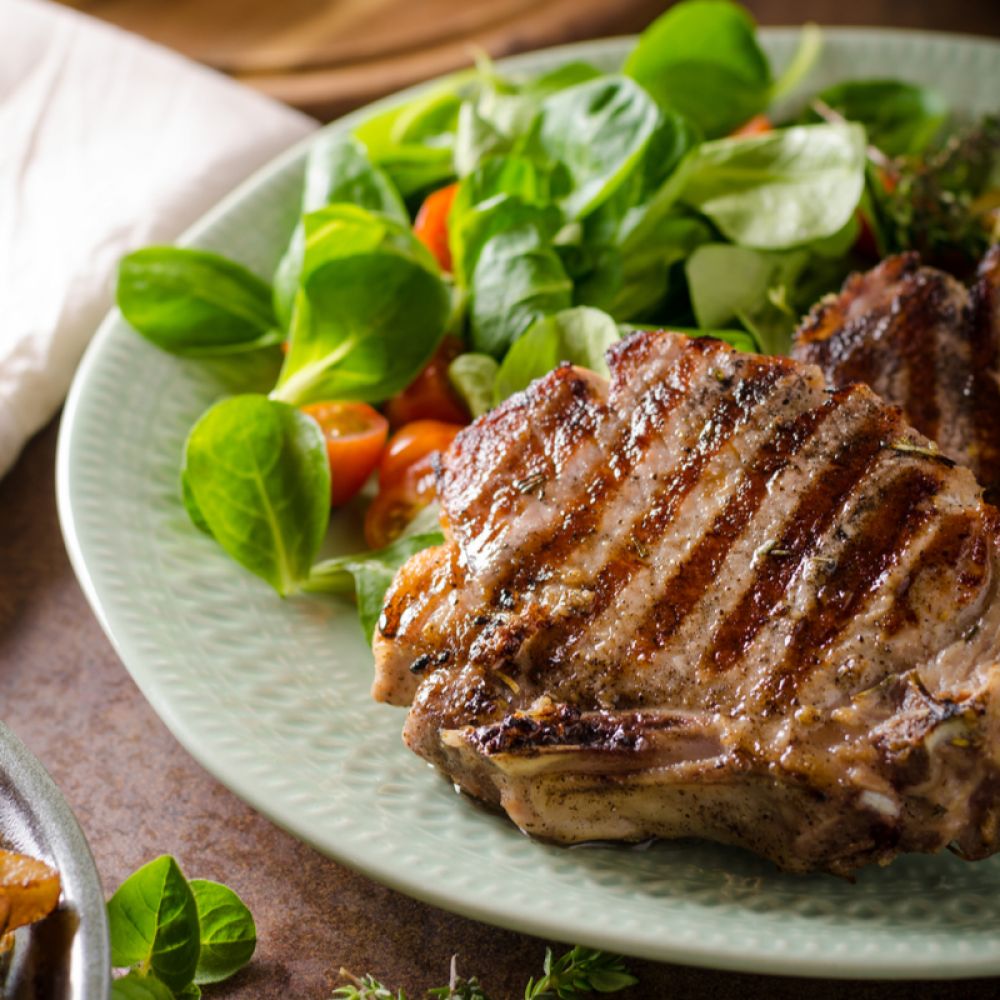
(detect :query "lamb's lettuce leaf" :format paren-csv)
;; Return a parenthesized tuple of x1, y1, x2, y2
(493, 306, 619, 402)
(182, 395, 330, 596)
(625, 0, 771, 138)
(677, 123, 867, 248)
(273, 205, 450, 405)
(117, 248, 281, 356)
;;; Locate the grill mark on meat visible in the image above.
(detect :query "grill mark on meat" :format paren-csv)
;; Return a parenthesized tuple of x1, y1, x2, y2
(479, 349, 702, 602)
(457, 369, 603, 552)
(893, 276, 942, 442)
(883, 512, 988, 637)
(624, 394, 842, 663)
(707, 392, 893, 673)
(535, 362, 789, 667)
(755, 468, 941, 712)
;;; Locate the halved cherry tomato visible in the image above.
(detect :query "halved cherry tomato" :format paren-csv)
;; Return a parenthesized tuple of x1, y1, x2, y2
(364, 454, 437, 550)
(413, 182, 459, 272)
(301, 402, 389, 507)
(384, 335, 470, 428)
(729, 114, 773, 138)
(379, 419, 463, 490)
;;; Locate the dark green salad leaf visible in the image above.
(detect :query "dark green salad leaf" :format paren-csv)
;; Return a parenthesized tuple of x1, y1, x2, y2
(470, 226, 573, 357)
(273, 205, 450, 405)
(493, 306, 620, 402)
(625, 0, 770, 138)
(182, 395, 330, 596)
(806, 79, 948, 157)
(530, 75, 662, 219)
(274, 134, 409, 325)
(117, 247, 281, 357)
(111, 973, 177, 1000)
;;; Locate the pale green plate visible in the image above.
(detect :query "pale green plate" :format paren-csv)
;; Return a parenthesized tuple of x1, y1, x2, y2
(57, 30, 1000, 979)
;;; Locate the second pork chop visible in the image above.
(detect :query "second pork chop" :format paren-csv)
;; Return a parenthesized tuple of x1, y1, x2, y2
(793, 247, 1000, 500)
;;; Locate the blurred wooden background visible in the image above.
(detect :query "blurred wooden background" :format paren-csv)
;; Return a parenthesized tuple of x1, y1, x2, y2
(63, 0, 1000, 119)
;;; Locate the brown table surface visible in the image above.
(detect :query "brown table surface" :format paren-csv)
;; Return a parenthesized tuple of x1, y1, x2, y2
(6, 3, 1000, 997)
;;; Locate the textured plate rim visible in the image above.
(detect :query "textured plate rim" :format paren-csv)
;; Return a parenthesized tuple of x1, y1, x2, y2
(57, 28, 1000, 980)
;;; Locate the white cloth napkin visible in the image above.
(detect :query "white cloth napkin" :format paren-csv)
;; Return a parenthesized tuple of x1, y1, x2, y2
(0, 0, 316, 477)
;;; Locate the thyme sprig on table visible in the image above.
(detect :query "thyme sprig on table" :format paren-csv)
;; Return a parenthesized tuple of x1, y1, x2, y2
(333, 947, 637, 1000)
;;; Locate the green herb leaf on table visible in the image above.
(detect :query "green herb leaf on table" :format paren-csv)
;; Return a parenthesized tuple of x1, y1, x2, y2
(117, 248, 281, 357)
(677, 123, 867, 248)
(625, 0, 771, 138)
(272, 205, 451, 406)
(182, 395, 330, 596)
(189, 879, 257, 985)
(306, 531, 445, 643)
(524, 946, 637, 999)
(106, 856, 200, 993)
(111, 972, 178, 1000)
(494, 306, 620, 403)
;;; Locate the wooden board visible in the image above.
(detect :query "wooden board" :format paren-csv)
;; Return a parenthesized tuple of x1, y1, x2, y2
(67, 0, 667, 119)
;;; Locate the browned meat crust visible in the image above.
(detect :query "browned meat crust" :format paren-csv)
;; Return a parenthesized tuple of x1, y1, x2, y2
(793, 247, 1000, 501)
(373, 330, 1000, 875)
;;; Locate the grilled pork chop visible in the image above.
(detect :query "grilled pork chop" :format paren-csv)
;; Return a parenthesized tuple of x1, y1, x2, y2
(793, 248, 1000, 500)
(372, 330, 1000, 875)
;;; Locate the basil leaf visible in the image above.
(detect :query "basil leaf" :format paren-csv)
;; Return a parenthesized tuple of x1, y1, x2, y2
(189, 879, 256, 985)
(117, 248, 280, 357)
(531, 76, 661, 219)
(306, 532, 445, 642)
(107, 856, 200, 992)
(679, 123, 867, 248)
(273, 135, 408, 327)
(494, 306, 619, 402)
(806, 79, 948, 156)
(469, 227, 573, 357)
(110, 973, 177, 1000)
(625, 0, 771, 138)
(273, 206, 450, 406)
(448, 353, 499, 418)
(183, 396, 330, 596)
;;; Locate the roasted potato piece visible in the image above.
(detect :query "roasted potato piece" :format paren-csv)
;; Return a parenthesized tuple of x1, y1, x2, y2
(0, 850, 60, 939)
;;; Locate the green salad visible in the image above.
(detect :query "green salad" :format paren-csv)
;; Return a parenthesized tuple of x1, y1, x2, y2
(116, 0, 1000, 639)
